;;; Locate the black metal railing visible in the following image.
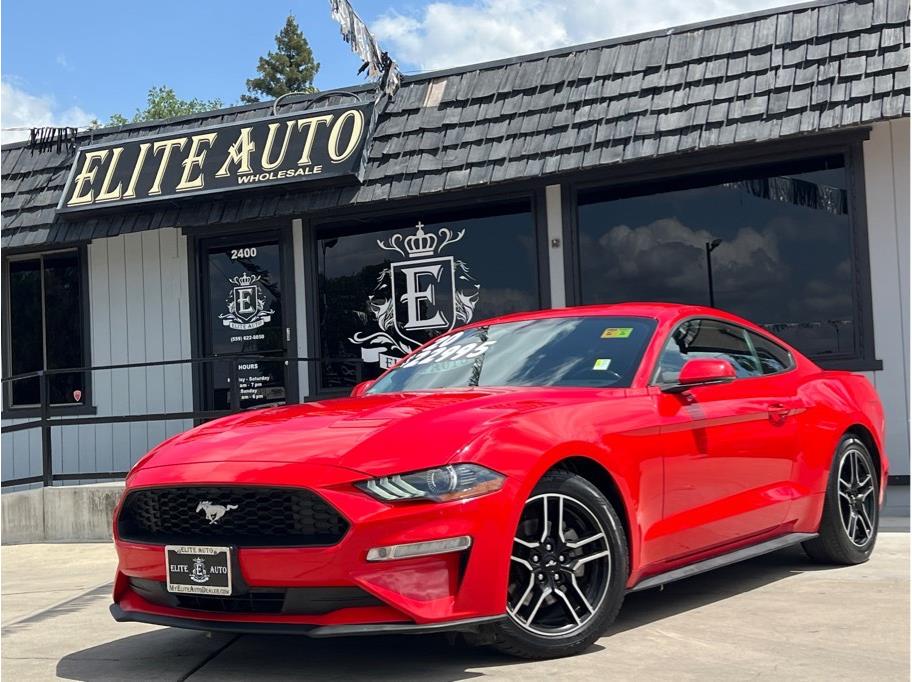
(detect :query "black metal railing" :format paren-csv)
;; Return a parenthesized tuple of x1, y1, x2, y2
(0, 355, 361, 489)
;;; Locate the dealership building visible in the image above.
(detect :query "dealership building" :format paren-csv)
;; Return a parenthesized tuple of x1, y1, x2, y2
(1, 0, 909, 491)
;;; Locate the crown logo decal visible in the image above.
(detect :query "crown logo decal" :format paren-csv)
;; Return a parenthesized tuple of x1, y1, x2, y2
(230, 272, 260, 287)
(378, 222, 465, 259)
(404, 223, 436, 257)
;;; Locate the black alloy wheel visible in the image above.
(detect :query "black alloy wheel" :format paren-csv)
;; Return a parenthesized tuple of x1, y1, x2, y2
(803, 435, 880, 565)
(485, 470, 628, 659)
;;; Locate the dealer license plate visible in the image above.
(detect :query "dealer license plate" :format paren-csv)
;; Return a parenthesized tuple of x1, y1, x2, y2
(165, 545, 232, 596)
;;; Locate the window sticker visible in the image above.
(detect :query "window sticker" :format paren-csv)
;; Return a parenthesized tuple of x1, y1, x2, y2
(402, 338, 497, 367)
(592, 358, 612, 370)
(601, 327, 633, 339)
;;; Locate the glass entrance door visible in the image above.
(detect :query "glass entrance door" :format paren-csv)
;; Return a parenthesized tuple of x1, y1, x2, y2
(199, 233, 294, 410)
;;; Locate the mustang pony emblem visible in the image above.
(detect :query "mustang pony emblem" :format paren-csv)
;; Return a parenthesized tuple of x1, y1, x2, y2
(196, 501, 238, 525)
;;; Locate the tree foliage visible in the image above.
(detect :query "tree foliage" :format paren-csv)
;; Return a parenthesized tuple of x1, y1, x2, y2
(241, 14, 319, 104)
(105, 86, 223, 126)
(97, 15, 319, 127)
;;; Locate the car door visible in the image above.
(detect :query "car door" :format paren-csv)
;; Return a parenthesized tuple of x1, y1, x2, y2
(651, 318, 801, 562)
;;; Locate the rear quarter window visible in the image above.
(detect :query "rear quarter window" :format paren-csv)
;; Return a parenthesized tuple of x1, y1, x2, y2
(748, 331, 794, 374)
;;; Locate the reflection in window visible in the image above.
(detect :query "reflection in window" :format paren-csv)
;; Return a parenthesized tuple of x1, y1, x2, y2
(6, 251, 87, 407)
(657, 318, 764, 384)
(370, 316, 657, 393)
(748, 330, 794, 374)
(317, 203, 540, 390)
(577, 156, 857, 360)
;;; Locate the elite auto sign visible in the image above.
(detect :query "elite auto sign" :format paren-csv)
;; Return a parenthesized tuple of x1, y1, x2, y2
(350, 222, 481, 369)
(57, 102, 373, 213)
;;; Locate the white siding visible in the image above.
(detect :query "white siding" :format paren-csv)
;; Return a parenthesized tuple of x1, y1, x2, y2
(0, 417, 41, 485)
(1, 228, 193, 483)
(863, 118, 910, 476)
(292, 219, 312, 395)
(545, 184, 567, 308)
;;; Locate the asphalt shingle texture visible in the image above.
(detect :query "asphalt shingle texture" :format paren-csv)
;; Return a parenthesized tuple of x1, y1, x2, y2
(2, 0, 909, 248)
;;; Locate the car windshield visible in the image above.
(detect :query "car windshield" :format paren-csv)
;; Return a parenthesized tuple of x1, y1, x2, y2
(368, 316, 657, 393)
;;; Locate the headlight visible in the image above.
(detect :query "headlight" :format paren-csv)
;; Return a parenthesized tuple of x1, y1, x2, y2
(357, 464, 505, 502)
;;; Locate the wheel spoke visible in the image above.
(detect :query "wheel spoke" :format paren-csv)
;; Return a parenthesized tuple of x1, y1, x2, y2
(558, 496, 566, 543)
(572, 549, 611, 571)
(526, 587, 551, 625)
(847, 512, 858, 540)
(838, 490, 852, 502)
(511, 555, 534, 571)
(565, 532, 606, 549)
(512, 574, 536, 613)
(570, 573, 594, 614)
(858, 506, 874, 538)
(850, 452, 859, 485)
(540, 496, 549, 543)
(514, 537, 540, 549)
(859, 485, 874, 501)
(838, 477, 852, 490)
(553, 588, 581, 625)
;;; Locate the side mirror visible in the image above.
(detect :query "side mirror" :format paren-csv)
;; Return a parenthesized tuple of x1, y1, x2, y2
(350, 380, 374, 397)
(662, 358, 736, 394)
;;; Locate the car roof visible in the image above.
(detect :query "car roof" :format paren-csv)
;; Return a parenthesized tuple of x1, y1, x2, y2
(460, 302, 752, 328)
(442, 302, 810, 375)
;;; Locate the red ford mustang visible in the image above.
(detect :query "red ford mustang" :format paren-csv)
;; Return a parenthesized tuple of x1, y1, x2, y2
(111, 303, 888, 658)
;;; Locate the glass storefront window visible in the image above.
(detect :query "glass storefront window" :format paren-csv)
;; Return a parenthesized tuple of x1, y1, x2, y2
(577, 156, 859, 360)
(317, 202, 540, 390)
(5, 250, 87, 407)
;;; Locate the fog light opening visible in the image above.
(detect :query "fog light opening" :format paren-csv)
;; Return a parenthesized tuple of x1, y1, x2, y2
(366, 535, 472, 562)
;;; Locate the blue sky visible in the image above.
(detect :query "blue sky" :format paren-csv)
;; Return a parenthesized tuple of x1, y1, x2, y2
(1, 1, 399, 128)
(1, 0, 794, 141)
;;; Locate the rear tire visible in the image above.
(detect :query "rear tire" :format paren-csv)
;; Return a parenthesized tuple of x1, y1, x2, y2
(486, 470, 628, 659)
(803, 436, 879, 565)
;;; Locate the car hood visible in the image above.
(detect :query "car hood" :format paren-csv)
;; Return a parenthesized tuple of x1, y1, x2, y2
(138, 387, 617, 477)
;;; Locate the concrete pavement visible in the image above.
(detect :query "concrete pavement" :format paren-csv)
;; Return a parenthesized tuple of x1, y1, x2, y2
(1, 534, 909, 681)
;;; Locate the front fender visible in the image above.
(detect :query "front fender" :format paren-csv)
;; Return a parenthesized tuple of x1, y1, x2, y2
(452, 399, 661, 588)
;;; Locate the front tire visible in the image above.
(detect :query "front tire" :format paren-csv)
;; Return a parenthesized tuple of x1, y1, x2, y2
(803, 436, 879, 565)
(487, 470, 628, 659)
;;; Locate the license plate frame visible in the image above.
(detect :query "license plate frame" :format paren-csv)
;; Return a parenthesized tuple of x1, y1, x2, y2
(165, 545, 233, 596)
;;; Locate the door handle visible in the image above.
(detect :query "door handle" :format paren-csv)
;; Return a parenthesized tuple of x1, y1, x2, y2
(767, 403, 790, 423)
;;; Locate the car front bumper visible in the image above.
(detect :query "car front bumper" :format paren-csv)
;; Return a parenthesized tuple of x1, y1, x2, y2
(112, 460, 520, 633)
(109, 603, 506, 637)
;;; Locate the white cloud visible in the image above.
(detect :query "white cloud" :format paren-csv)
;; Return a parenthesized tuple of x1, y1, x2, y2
(1, 80, 95, 144)
(55, 54, 74, 72)
(374, 0, 796, 72)
(572, 213, 794, 311)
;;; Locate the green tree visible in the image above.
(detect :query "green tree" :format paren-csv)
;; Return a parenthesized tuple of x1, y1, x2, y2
(241, 14, 319, 104)
(106, 85, 223, 126)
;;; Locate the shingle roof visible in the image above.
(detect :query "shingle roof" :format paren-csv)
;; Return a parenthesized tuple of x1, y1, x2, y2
(2, 0, 909, 249)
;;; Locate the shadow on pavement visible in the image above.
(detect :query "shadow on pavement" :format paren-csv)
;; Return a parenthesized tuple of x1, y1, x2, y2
(55, 545, 838, 681)
(606, 543, 835, 635)
(2, 583, 113, 637)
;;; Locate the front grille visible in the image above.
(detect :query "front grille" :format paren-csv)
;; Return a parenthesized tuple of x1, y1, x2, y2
(117, 486, 348, 547)
(129, 578, 382, 615)
(176, 591, 288, 614)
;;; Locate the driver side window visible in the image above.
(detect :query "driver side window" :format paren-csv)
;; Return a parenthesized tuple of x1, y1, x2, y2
(656, 319, 762, 384)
